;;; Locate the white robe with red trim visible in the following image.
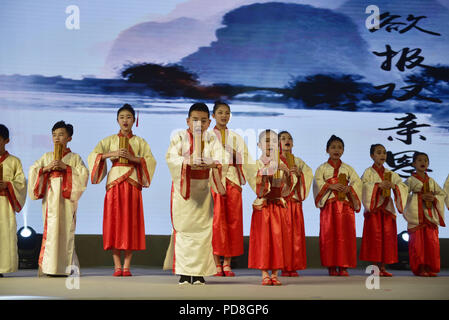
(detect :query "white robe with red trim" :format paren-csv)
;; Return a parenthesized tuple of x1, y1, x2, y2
(87, 133, 156, 190)
(289, 156, 313, 202)
(313, 161, 362, 211)
(404, 175, 445, 230)
(361, 167, 408, 216)
(163, 130, 226, 276)
(211, 127, 257, 191)
(28, 151, 88, 276)
(0, 153, 27, 274)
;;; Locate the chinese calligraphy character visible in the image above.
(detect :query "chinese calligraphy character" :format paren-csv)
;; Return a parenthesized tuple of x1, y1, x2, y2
(378, 113, 430, 145)
(373, 45, 430, 72)
(368, 83, 442, 103)
(369, 12, 441, 36)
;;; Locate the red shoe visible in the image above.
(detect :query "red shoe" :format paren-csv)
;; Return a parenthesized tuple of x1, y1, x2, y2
(270, 276, 282, 286)
(428, 272, 438, 277)
(122, 268, 132, 277)
(262, 276, 272, 286)
(113, 268, 122, 277)
(328, 267, 338, 276)
(223, 265, 235, 277)
(338, 267, 349, 276)
(281, 271, 290, 277)
(379, 270, 393, 277)
(214, 265, 224, 277)
(289, 271, 299, 277)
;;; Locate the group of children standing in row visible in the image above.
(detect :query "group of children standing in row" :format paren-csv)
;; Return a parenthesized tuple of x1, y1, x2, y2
(0, 101, 448, 286)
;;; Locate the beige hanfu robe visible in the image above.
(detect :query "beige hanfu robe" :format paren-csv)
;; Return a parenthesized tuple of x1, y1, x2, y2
(313, 159, 362, 268)
(210, 127, 257, 257)
(0, 152, 27, 274)
(404, 174, 446, 231)
(403, 173, 446, 274)
(359, 166, 408, 263)
(88, 132, 156, 251)
(28, 149, 88, 276)
(163, 129, 226, 276)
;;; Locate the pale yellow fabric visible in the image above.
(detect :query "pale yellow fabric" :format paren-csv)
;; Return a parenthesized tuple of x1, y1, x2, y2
(361, 167, 408, 216)
(28, 152, 88, 276)
(313, 161, 362, 211)
(292, 156, 313, 202)
(212, 129, 257, 191)
(403, 175, 446, 230)
(0, 154, 26, 274)
(251, 159, 297, 209)
(87, 134, 156, 188)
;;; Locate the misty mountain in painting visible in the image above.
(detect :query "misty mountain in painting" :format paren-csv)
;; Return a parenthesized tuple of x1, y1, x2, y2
(179, 3, 377, 87)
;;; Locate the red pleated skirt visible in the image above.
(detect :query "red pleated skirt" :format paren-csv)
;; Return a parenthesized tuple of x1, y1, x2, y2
(248, 202, 287, 270)
(409, 225, 440, 275)
(359, 208, 398, 264)
(283, 200, 307, 271)
(103, 181, 146, 251)
(211, 182, 244, 257)
(319, 200, 357, 268)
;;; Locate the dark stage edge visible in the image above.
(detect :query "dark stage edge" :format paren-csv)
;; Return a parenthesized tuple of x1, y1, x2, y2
(1, 267, 448, 300)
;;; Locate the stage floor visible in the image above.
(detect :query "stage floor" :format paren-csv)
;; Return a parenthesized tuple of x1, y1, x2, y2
(1, 267, 448, 300)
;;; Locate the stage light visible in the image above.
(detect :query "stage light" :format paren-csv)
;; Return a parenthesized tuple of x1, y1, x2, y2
(20, 227, 32, 238)
(401, 231, 409, 242)
(17, 226, 42, 269)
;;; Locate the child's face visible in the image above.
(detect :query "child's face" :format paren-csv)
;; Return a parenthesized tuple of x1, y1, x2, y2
(52, 128, 72, 147)
(413, 154, 429, 173)
(327, 140, 344, 161)
(279, 133, 293, 152)
(117, 110, 135, 132)
(371, 145, 387, 167)
(212, 105, 231, 127)
(0, 136, 9, 152)
(187, 110, 211, 133)
(259, 131, 278, 157)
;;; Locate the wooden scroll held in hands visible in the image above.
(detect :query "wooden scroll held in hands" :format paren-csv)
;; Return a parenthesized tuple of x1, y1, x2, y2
(337, 173, 348, 201)
(382, 171, 392, 198)
(286, 152, 295, 168)
(119, 136, 129, 164)
(423, 181, 432, 209)
(220, 129, 226, 147)
(54, 143, 63, 161)
(193, 121, 203, 163)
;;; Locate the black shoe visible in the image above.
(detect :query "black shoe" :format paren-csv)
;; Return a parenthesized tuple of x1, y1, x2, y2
(178, 275, 191, 286)
(192, 276, 205, 285)
(0, 274, 3, 278)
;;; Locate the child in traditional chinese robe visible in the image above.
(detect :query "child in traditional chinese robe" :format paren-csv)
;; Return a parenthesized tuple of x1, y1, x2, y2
(313, 135, 362, 276)
(0, 124, 27, 277)
(163, 103, 226, 285)
(88, 104, 156, 277)
(278, 131, 313, 277)
(28, 121, 88, 276)
(359, 144, 408, 276)
(248, 129, 295, 286)
(403, 152, 445, 277)
(210, 101, 256, 277)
